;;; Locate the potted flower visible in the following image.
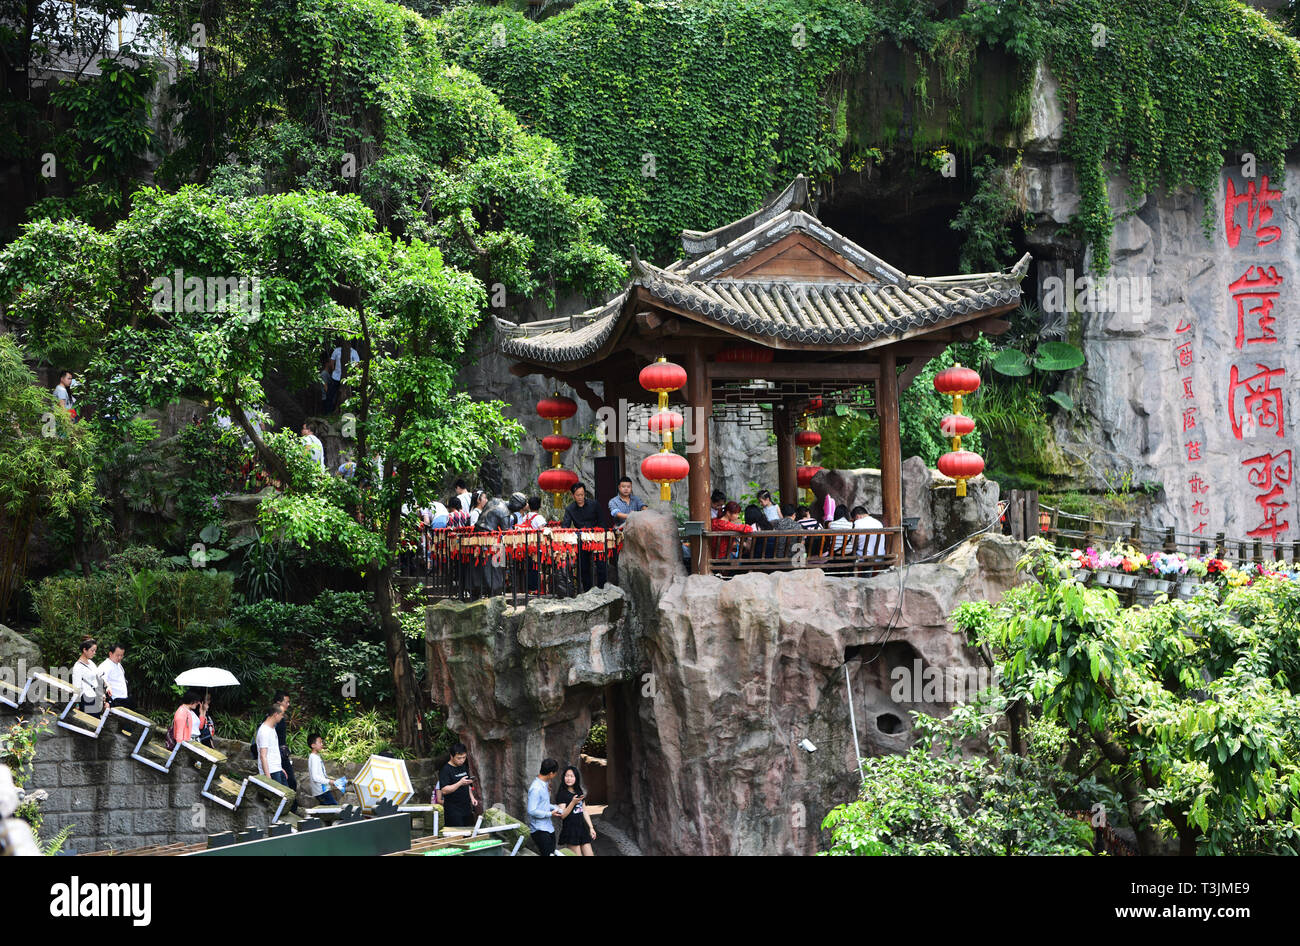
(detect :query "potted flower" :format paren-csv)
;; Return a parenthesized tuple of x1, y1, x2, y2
(1068, 547, 1098, 584)
(1140, 552, 1179, 596)
(1091, 544, 1140, 590)
(1178, 557, 1208, 597)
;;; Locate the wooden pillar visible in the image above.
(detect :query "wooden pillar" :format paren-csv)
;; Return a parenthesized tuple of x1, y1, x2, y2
(877, 352, 903, 564)
(686, 343, 711, 573)
(603, 396, 625, 477)
(774, 405, 796, 508)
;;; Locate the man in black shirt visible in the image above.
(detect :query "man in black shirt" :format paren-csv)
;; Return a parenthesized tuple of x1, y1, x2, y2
(562, 482, 606, 590)
(438, 742, 479, 828)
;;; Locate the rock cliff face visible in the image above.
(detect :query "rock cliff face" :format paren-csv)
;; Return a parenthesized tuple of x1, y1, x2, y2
(426, 511, 1027, 855)
(1021, 67, 1299, 544)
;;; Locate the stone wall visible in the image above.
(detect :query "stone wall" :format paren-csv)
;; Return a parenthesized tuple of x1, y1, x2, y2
(1, 708, 282, 854)
(426, 510, 1028, 855)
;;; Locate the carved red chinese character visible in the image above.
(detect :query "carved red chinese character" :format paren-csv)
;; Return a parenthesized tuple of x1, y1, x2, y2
(1225, 175, 1282, 248)
(1192, 500, 1208, 516)
(1182, 377, 1195, 399)
(1182, 407, 1198, 432)
(1228, 363, 1286, 439)
(1175, 341, 1194, 369)
(1174, 318, 1193, 334)
(1188, 474, 1209, 494)
(1242, 451, 1292, 542)
(1228, 264, 1281, 348)
(1192, 521, 1208, 536)
(1186, 440, 1202, 461)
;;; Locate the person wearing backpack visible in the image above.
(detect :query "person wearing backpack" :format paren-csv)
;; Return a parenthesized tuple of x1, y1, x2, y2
(256, 705, 288, 786)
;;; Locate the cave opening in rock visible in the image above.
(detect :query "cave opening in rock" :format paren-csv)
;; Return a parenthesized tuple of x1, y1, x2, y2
(875, 712, 905, 735)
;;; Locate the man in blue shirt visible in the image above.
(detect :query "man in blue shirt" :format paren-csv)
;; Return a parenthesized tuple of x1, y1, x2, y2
(607, 476, 646, 525)
(526, 758, 564, 855)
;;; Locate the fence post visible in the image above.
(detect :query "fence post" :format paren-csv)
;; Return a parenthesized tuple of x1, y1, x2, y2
(1294, 541, 1300, 566)
(1163, 527, 1176, 554)
(1237, 541, 1247, 567)
(1214, 532, 1226, 558)
(1027, 491, 1040, 541)
(1252, 539, 1263, 565)
(1129, 520, 1142, 552)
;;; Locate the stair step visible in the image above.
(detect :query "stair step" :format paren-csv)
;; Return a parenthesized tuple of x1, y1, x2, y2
(139, 741, 173, 764)
(62, 708, 104, 735)
(214, 775, 245, 799)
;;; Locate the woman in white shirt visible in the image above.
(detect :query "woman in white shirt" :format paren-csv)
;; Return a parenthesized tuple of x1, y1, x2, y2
(72, 638, 103, 713)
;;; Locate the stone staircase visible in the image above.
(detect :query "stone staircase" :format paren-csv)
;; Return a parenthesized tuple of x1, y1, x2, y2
(0, 669, 294, 851)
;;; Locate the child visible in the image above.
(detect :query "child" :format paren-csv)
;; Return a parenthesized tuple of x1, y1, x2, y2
(307, 733, 346, 805)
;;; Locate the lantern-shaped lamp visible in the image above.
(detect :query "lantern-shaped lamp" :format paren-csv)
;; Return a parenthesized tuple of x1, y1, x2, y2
(796, 399, 825, 501)
(537, 393, 579, 507)
(933, 363, 983, 498)
(639, 356, 688, 501)
(936, 450, 985, 498)
(797, 466, 823, 489)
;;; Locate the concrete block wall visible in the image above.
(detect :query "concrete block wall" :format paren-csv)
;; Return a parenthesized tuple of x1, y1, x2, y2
(1, 706, 282, 854)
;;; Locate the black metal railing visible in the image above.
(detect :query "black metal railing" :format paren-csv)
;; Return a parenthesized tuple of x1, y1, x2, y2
(698, 526, 902, 576)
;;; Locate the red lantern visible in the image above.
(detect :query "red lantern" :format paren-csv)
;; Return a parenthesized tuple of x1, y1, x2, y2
(795, 430, 822, 448)
(638, 360, 687, 394)
(647, 410, 684, 434)
(538, 468, 579, 496)
(933, 365, 981, 396)
(641, 452, 689, 502)
(804, 396, 823, 413)
(639, 356, 690, 500)
(797, 466, 823, 488)
(541, 434, 573, 453)
(940, 414, 975, 438)
(537, 395, 578, 420)
(713, 345, 774, 364)
(936, 450, 984, 498)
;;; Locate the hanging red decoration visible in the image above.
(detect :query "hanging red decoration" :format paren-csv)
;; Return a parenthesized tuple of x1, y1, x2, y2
(638, 360, 688, 394)
(647, 410, 684, 434)
(538, 467, 579, 496)
(639, 356, 689, 501)
(933, 364, 981, 495)
(536, 395, 578, 420)
(795, 430, 821, 448)
(933, 363, 981, 414)
(804, 396, 824, 412)
(937, 451, 984, 498)
(537, 391, 579, 507)
(713, 345, 774, 364)
(642, 452, 690, 501)
(797, 466, 823, 489)
(940, 414, 975, 438)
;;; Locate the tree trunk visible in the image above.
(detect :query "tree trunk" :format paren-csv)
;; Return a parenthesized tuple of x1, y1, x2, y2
(370, 565, 427, 753)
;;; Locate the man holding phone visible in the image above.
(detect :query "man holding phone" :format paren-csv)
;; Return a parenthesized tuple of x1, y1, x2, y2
(438, 742, 479, 828)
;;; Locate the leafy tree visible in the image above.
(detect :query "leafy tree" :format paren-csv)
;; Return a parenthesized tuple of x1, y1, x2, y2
(1, 187, 523, 750)
(151, 0, 625, 306)
(822, 692, 1095, 855)
(965, 540, 1300, 855)
(0, 335, 98, 618)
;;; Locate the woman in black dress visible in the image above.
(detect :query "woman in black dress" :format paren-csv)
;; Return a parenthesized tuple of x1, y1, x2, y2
(555, 765, 597, 855)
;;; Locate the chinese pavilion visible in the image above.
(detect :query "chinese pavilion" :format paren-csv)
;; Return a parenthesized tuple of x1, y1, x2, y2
(496, 176, 1029, 568)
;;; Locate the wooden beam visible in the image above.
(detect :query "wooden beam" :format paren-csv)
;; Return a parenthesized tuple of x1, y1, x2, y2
(708, 361, 880, 381)
(774, 406, 796, 509)
(877, 351, 903, 565)
(897, 342, 949, 392)
(686, 344, 711, 575)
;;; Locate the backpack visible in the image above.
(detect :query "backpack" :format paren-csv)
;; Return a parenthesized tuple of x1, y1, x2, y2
(250, 725, 259, 759)
(165, 726, 178, 751)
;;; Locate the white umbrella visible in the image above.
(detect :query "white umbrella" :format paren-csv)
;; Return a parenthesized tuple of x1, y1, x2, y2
(354, 755, 414, 814)
(174, 667, 241, 705)
(174, 668, 241, 688)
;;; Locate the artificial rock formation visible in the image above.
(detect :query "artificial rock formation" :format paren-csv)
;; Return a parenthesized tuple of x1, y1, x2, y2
(427, 510, 1028, 855)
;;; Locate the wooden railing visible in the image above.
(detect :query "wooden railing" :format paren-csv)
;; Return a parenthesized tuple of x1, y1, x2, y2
(698, 526, 902, 577)
(1039, 504, 1300, 568)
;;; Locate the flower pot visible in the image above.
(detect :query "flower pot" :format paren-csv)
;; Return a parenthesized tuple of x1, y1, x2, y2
(1070, 567, 1091, 585)
(1138, 577, 1173, 596)
(1177, 577, 1201, 598)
